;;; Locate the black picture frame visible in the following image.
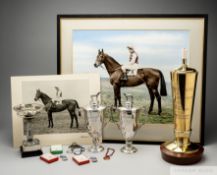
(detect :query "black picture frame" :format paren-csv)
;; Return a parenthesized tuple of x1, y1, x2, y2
(57, 14, 208, 145)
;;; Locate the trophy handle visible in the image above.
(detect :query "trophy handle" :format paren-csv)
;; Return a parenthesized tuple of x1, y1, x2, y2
(80, 108, 89, 129)
(116, 123, 121, 130)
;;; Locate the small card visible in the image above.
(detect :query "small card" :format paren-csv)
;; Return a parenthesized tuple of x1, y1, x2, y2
(40, 153, 59, 163)
(50, 145, 63, 154)
(72, 155, 90, 165)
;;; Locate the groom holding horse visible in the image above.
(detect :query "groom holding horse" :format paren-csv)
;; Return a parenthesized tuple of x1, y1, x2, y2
(94, 49, 167, 115)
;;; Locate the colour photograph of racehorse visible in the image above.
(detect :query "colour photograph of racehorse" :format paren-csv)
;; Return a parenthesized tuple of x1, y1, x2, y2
(58, 16, 205, 143)
(72, 30, 189, 125)
(21, 78, 90, 135)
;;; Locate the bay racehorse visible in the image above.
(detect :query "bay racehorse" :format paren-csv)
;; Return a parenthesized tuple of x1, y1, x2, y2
(34, 89, 81, 128)
(94, 49, 167, 115)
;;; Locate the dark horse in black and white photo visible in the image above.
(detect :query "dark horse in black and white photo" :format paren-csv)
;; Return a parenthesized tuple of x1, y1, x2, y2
(34, 89, 81, 128)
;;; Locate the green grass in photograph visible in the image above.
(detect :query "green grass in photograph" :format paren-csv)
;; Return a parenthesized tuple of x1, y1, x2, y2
(101, 78, 174, 124)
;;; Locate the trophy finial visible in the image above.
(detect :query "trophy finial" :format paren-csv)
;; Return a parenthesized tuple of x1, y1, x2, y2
(182, 48, 187, 66)
(124, 93, 133, 109)
(90, 92, 101, 109)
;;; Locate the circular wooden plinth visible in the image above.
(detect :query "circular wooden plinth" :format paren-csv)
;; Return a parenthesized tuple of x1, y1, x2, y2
(160, 144, 204, 165)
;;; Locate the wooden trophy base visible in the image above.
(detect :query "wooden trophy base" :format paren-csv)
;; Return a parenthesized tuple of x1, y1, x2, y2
(160, 141, 204, 165)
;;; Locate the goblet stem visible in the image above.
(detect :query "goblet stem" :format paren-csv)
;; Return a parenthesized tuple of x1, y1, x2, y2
(25, 118, 33, 142)
(89, 136, 104, 153)
(126, 140, 133, 149)
(93, 137, 98, 150)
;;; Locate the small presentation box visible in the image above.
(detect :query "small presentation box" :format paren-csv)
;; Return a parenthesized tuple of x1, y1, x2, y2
(40, 153, 59, 163)
(50, 145, 63, 154)
(72, 155, 90, 165)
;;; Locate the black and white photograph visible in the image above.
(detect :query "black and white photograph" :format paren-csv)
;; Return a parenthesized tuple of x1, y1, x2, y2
(22, 79, 88, 134)
(11, 74, 100, 147)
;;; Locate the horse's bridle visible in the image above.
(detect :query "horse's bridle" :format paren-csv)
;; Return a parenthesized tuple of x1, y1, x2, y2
(34, 91, 41, 101)
(94, 52, 105, 68)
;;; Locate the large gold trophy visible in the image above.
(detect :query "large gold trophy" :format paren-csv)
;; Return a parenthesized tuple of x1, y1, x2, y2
(160, 48, 204, 165)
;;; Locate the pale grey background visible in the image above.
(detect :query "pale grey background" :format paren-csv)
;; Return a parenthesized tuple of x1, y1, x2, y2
(0, 0, 217, 174)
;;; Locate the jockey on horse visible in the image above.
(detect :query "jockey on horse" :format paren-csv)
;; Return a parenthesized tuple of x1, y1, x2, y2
(121, 46, 139, 80)
(45, 86, 62, 111)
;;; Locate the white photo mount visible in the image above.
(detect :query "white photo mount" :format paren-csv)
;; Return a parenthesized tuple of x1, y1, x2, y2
(57, 15, 207, 144)
(11, 73, 100, 148)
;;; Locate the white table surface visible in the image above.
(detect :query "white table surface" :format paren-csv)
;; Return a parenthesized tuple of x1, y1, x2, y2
(0, 130, 217, 175)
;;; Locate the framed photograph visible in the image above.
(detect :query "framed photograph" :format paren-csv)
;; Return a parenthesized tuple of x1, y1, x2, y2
(57, 15, 207, 144)
(11, 74, 100, 147)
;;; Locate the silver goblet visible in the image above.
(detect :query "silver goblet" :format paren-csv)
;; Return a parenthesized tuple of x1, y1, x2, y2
(13, 103, 43, 157)
(118, 94, 140, 154)
(85, 93, 105, 153)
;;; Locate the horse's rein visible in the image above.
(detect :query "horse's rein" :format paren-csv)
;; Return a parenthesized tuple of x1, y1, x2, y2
(100, 64, 105, 69)
(114, 67, 122, 71)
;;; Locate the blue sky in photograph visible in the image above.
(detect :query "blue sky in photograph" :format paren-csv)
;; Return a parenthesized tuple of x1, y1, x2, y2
(72, 30, 189, 81)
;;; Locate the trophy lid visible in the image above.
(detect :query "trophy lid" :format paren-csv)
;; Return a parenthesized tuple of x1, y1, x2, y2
(172, 48, 197, 74)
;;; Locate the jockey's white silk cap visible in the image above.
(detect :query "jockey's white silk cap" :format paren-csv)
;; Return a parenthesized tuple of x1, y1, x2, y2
(127, 46, 134, 50)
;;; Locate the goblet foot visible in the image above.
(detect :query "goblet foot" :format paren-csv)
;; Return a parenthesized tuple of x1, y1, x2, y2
(20, 146, 43, 158)
(22, 138, 41, 151)
(120, 145, 137, 154)
(88, 145, 104, 153)
(21, 138, 42, 156)
(21, 138, 43, 158)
